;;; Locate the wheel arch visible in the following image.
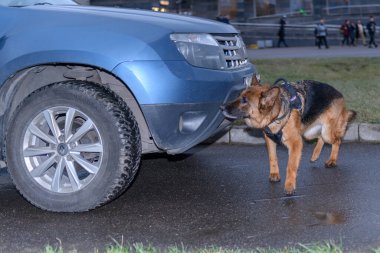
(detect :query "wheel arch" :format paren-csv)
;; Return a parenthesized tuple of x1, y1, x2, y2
(0, 64, 158, 160)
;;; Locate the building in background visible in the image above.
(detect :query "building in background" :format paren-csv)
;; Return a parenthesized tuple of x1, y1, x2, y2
(85, 0, 380, 47)
(90, 0, 197, 15)
(88, 0, 380, 22)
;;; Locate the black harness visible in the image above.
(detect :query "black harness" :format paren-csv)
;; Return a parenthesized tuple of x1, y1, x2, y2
(263, 78, 302, 145)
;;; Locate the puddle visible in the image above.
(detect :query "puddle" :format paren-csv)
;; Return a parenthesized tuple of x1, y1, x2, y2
(251, 194, 306, 204)
(312, 211, 346, 225)
(282, 198, 297, 207)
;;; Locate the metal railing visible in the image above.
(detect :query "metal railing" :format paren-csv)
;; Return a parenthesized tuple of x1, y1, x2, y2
(231, 22, 380, 46)
(323, 4, 380, 16)
(248, 10, 312, 20)
(232, 22, 340, 32)
(232, 22, 380, 33)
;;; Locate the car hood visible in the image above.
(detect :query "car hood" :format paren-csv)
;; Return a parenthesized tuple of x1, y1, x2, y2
(0, 4, 241, 74)
(25, 5, 238, 34)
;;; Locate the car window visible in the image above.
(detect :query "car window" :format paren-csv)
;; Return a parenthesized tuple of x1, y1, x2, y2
(0, 0, 78, 7)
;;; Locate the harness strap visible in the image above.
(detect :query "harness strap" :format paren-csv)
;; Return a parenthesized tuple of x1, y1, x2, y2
(273, 78, 302, 110)
(263, 78, 302, 145)
(264, 126, 283, 145)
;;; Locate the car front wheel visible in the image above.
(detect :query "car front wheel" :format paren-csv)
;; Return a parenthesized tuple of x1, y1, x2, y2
(6, 81, 141, 212)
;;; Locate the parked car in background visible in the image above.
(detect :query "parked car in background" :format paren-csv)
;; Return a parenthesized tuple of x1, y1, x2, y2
(0, 0, 255, 212)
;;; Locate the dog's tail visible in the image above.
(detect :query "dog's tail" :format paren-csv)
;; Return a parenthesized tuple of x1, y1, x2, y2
(346, 110, 357, 122)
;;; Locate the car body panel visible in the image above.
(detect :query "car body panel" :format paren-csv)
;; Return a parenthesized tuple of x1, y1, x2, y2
(0, 5, 237, 85)
(0, 4, 255, 154)
(112, 61, 254, 105)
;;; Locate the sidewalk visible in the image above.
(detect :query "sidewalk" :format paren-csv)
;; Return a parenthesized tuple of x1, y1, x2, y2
(248, 46, 380, 60)
(209, 47, 380, 145)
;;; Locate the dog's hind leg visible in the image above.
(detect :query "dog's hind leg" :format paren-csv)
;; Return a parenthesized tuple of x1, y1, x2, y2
(324, 117, 346, 167)
(264, 134, 280, 182)
(325, 139, 341, 168)
(311, 137, 324, 162)
(323, 107, 348, 168)
(325, 109, 356, 167)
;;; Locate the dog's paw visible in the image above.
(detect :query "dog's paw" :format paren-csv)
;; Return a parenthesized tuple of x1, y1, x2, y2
(284, 182, 296, 196)
(285, 188, 296, 196)
(325, 159, 337, 168)
(310, 157, 318, 163)
(269, 173, 281, 182)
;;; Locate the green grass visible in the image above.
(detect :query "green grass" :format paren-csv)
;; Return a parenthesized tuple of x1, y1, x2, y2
(252, 57, 380, 123)
(40, 241, 362, 253)
(41, 245, 65, 253)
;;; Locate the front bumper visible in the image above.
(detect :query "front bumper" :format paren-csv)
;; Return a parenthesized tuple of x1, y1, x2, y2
(113, 60, 255, 154)
(141, 103, 230, 154)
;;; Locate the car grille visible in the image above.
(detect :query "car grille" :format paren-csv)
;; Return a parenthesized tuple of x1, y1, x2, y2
(213, 35, 248, 69)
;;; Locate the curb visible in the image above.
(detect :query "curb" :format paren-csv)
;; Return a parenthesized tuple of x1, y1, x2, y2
(208, 123, 380, 145)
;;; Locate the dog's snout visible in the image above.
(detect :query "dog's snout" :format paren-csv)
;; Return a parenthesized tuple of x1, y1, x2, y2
(220, 103, 242, 120)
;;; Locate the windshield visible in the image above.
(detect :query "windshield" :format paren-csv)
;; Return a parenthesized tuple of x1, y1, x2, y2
(0, 0, 78, 6)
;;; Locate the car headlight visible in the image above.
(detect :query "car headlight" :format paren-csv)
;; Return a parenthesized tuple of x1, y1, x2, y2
(170, 33, 225, 70)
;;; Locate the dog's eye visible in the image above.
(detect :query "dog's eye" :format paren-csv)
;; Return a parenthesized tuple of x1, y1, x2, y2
(241, 96, 248, 104)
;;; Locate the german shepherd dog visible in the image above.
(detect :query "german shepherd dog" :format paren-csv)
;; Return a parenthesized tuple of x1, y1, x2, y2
(221, 76, 356, 195)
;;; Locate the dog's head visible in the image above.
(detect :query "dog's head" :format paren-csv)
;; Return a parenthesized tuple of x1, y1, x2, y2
(221, 75, 281, 129)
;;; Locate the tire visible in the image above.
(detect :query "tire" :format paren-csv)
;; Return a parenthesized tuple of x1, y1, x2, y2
(6, 81, 141, 212)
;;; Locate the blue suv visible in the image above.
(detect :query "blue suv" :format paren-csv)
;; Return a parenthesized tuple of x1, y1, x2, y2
(0, 0, 255, 211)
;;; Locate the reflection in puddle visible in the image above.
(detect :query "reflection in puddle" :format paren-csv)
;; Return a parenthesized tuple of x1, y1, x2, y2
(282, 198, 297, 207)
(313, 211, 346, 225)
(251, 194, 347, 227)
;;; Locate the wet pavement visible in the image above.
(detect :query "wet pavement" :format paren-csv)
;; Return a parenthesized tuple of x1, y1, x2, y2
(1, 143, 380, 252)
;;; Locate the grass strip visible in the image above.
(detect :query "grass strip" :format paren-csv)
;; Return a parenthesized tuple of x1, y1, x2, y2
(40, 241, 349, 253)
(252, 57, 380, 123)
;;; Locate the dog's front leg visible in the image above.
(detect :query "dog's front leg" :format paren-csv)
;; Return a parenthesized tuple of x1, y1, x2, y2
(283, 134, 303, 195)
(264, 134, 280, 182)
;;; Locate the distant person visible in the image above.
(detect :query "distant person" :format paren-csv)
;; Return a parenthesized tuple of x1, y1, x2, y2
(367, 16, 378, 48)
(356, 20, 367, 46)
(315, 18, 329, 49)
(277, 15, 288, 47)
(349, 21, 356, 46)
(340, 20, 350, 46)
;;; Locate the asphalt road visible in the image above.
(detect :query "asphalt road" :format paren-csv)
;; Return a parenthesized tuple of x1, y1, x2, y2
(0, 143, 380, 252)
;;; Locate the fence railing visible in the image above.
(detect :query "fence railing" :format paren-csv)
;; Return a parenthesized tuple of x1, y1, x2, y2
(231, 22, 380, 47)
(323, 4, 380, 16)
(232, 22, 380, 34)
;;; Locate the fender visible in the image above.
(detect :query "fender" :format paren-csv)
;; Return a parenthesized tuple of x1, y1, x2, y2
(0, 6, 175, 86)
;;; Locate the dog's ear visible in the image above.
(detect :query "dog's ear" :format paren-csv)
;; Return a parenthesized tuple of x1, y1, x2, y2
(251, 74, 261, 86)
(260, 87, 280, 110)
